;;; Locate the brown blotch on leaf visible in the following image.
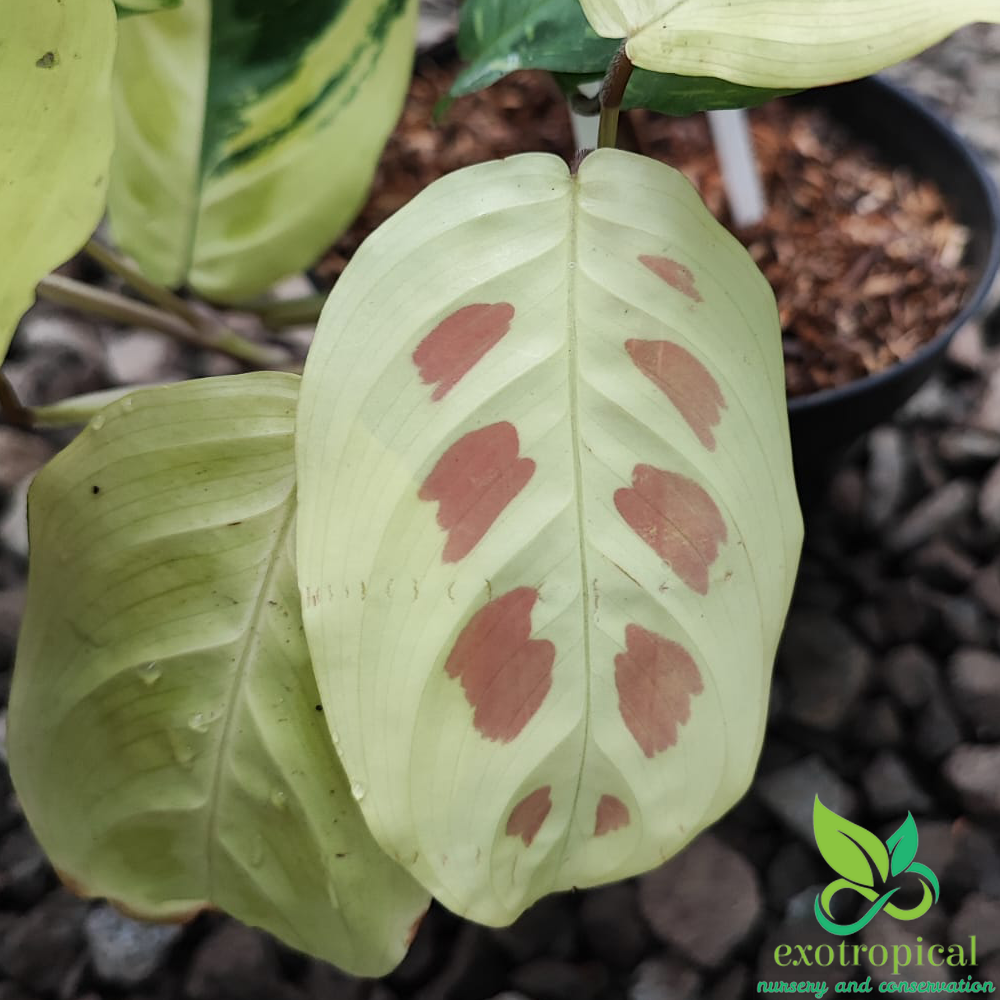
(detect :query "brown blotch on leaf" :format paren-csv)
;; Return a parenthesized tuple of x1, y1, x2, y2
(506, 786, 552, 846)
(594, 794, 631, 836)
(419, 422, 534, 563)
(444, 587, 555, 742)
(413, 303, 515, 401)
(639, 255, 703, 303)
(626, 339, 727, 450)
(615, 624, 704, 758)
(614, 464, 727, 595)
(405, 909, 429, 948)
(36, 51, 59, 70)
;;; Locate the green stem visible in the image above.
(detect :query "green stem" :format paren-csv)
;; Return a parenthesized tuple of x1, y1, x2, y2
(37, 274, 285, 368)
(598, 42, 634, 150)
(84, 239, 206, 331)
(248, 293, 328, 329)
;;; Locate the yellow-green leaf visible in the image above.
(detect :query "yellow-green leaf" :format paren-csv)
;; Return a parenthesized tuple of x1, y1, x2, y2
(0, 0, 116, 361)
(108, 0, 417, 302)
(8, 373, 428, 975)
(813, 797, 889, 888)
(577, 0, 1000, 89)
(296, 150, 802, 926)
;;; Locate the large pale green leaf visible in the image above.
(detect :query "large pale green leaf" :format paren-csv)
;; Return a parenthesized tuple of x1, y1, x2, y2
(115, 0, 183, 16)
(577, 0, 1000, 89)
(8, 373, 428, 975)
(454, 0, 792, 115)
(296, 150, 802, 925)
(0, 0, 116, 360)
(108, 0, 417, 302)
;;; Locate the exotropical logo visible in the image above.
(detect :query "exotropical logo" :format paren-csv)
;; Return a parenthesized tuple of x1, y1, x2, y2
(813, 796, 940, 935)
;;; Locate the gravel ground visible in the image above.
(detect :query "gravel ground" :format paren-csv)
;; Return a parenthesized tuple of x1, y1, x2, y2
(0, 11, 999, 1000)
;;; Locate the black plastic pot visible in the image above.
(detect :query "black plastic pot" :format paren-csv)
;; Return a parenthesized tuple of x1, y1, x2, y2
(786, 77, 1000, 499)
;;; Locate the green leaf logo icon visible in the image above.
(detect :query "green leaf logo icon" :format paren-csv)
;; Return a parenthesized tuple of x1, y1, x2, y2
(812, 797, 940, 935)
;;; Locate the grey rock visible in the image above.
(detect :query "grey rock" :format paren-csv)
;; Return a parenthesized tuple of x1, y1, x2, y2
(883, 644, 942, 710)
(973, 368, 1000, 433)
(934, 594, 994, 648)
(510, 959, 606, 1000)
(972, 562, 1000, 619)
(865, 426, 911, 528)
(757, 755, 857, 843)
(638, 833, 762, 968)
(105, 329, 183, 386)
(704, 965, 749, 1000)
(84, 904, 182, 987)
(980, 460, 1000, 535)
(914, 698, 964, 761)
(943, 745, 1000, 816)
(0, 889, 86, 995)
(302, 963, 368, 1000)
(950, 894, 1000, 958)
(938, 427, 1000, 468)
(900, 378, 964, 424)
(0, 477, 30, 559)
(579, 883, 649, 970)
(908, 540, 977, 591)
(778, 610, 872, 730)
(0, 428, 53, 489)
(887, 480, 976, 553)
(0, 825, 48, 906)
(860, 752, 932, 817)
(851, 697, 904, 748)
(951, 820, 1000, 897)
(494, 895, 575, 964)
(948, 648, 1000, 738)
(414, 924, 506, 1000)
(629, 956, 702, 1000)
(946, 319, 990, 374)
(765, 842, 823, 908)
(18, 310, 104, 363)
(185, 923, 292, 1000)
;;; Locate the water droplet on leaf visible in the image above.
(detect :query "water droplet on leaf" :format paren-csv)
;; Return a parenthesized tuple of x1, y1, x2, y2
(270, 789, 287, 810)
(138, 662, 161, 685)
(187, 712, 209, 734)
(249, 835, 265, 868)
(91, 415, 105, 431)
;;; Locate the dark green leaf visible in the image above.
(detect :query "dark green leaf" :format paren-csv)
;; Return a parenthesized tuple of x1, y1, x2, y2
(453, 0, 796, 116)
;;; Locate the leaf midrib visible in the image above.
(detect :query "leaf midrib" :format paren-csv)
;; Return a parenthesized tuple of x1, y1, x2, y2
(204, 495, 296, 898)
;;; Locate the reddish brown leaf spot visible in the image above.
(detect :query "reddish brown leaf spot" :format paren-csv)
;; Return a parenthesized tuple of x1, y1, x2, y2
(615, 624, 704, 758)
(614, 465, 727, 595)
(506, 786, 552, 846)
(639, 255, 703, 303)
(626, 339, 727, 450)
(444, 587, 555, 742)
(594, 795, 631, 836)
(413, 303, 515, 401)
(419, 422, 535, 563)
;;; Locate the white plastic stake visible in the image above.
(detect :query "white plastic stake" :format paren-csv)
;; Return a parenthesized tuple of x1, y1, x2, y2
(570, 82, 603, 154)
(707, 108, 767, 228)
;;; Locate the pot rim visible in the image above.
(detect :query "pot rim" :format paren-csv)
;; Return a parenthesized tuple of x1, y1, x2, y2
(785, 74, 1000, 414)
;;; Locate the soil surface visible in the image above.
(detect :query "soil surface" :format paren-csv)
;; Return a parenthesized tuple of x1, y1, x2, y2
(318, 58, 973, 399)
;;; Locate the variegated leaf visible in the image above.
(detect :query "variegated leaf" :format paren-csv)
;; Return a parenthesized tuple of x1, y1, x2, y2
(0, 0, 116, 360)
(577, 0, 1000, 89)
(296, 150, 802, 925)
(108, 0, 417, 302)
(8, 373, 428, 975)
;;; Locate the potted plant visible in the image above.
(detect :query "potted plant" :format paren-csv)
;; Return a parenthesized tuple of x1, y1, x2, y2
(448, 0, 1000, 493)
(3, 0, 999, 979)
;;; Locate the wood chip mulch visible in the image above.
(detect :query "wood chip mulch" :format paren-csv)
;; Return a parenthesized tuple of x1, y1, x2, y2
(318, 61, 972, 398)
